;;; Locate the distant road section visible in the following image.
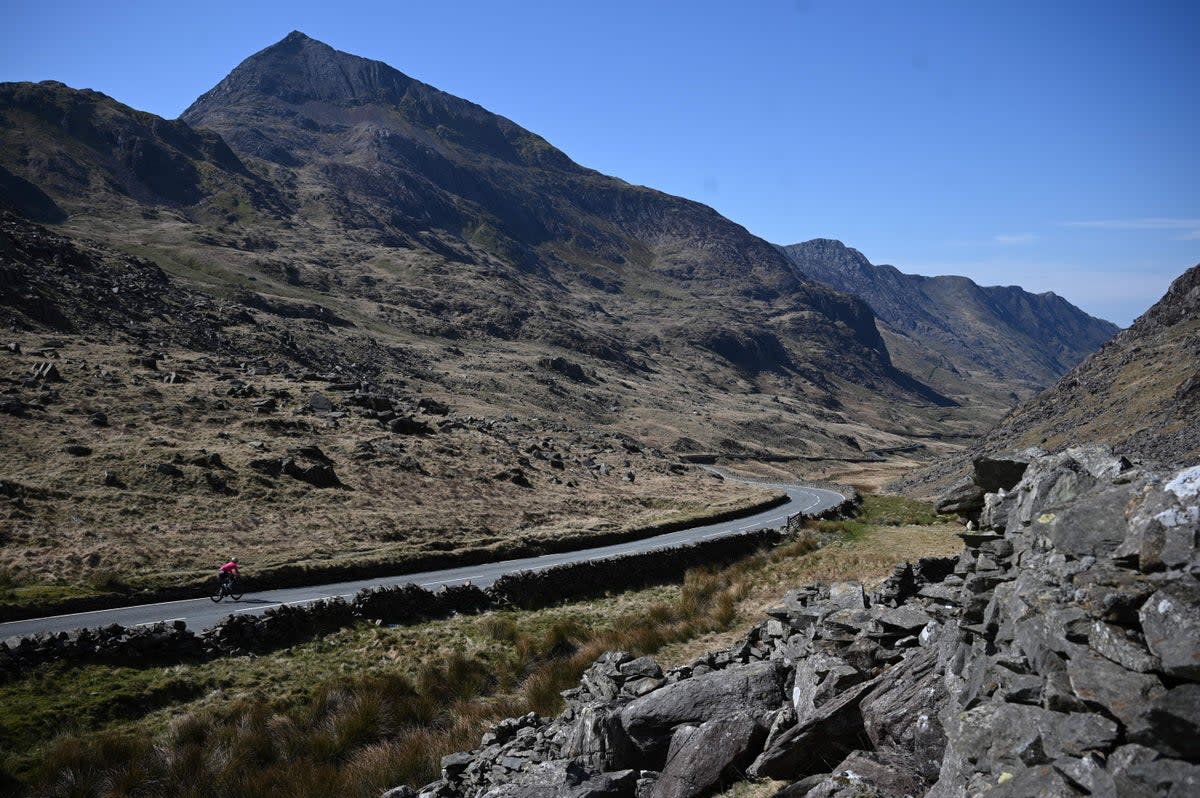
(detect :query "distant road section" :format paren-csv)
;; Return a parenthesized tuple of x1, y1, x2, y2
(0, 480, 843, 638)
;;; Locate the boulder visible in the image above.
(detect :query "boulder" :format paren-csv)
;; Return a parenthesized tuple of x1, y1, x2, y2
(749, 675, 880, 780)
(649, 713, 767, 798)
(973, 452, 1036, 493)
(936, 480, 985, 519)
(389, 416, 433, 435)
(1128, 684, 1200, 761)
(30, 361, 63, 381)
(560, 705, 635, 771)
(801, 751, 927, 798)
(943, 703, 1118, 771)
(828, 582, 867, 611)
(1087, 621, 1159, 673)
(978, 489, 1013, 532)
(1139, 577, 1200, 679)
(278, 457, 341, 488)
(538, 356, 592, 383)
(859, 647, 947, 783)
(1042, 485, 1135, 558)
(1119, 471, 1200, 572)
(418, 397, 451, 415)
(1110, 747, 1200, 798)
(477, 762, 637, 797)
(619, 661, 786, 759)
(1064, 647, 1165, 729)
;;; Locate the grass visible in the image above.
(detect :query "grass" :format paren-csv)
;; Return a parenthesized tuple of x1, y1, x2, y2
(0, 334, 779, 607)
(0, 498, 960, 797)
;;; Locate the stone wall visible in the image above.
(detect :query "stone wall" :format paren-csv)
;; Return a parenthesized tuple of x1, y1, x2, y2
(0, 526, 800, 681)
(399, 446, 1200, 798)
(0, 493, 792, 623)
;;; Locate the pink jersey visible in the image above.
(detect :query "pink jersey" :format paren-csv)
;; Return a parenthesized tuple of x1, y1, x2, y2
(219, 561, 239, 574)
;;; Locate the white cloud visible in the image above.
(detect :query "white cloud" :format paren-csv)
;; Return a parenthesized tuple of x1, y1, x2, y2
(1062, 218, 1200, 240)
(993, 233, 1038, 245)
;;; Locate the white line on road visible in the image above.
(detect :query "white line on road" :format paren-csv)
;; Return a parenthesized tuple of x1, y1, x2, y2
(420, 574, 483, 586)
(7, 594, 209, 624)
(234, 604, 281, 614)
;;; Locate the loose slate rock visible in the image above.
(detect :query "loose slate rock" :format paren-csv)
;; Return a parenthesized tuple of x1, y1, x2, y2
(619, 661, 786, 758)
(750, 676, 880, 780)
(478, 762, 637, 797)
(1128, 683, 1200, 761)
(1139, 577, 1200, 679)
(650, 713, 767, 798)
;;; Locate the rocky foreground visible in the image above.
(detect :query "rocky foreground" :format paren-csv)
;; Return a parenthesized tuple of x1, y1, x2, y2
(394, 446, 1199, 797)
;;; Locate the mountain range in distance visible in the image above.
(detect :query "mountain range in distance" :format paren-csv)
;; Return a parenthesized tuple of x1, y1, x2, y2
(779, 239, 1120, 406)
(4, 28, 1177, 505)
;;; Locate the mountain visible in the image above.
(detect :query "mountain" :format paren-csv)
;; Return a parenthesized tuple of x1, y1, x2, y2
(0, 33, 964, 459)
(980, 262, 1200, 466)
(779, 239, 1119, 408)
(0, 33, 982, 595)
(893, 263, 1200, 497)
(0, 80, 283, 220)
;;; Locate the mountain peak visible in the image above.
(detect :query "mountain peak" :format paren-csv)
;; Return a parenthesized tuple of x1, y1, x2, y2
(184, 30, 414, 111)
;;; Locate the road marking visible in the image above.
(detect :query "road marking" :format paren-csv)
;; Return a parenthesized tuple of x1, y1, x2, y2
(420, 573, 483, 586)
(234, 604, 280, 614)
(1, 594, 210, 625)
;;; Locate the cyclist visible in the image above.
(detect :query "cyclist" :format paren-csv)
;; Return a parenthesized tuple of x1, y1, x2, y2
(218, 557, 240, 591)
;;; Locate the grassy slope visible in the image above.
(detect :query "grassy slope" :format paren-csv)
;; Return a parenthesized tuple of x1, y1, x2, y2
(1, 496, 958, 797)
(0, 332, 774, 607)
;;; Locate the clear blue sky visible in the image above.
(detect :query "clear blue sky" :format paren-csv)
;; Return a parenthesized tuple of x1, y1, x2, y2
(4, 1, 1197, 325)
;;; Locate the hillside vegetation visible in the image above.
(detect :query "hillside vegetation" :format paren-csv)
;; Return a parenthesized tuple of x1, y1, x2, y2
(0, 497, 958, 796)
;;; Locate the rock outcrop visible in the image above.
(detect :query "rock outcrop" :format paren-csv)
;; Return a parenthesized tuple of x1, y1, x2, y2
(405, 446, 1199, 797)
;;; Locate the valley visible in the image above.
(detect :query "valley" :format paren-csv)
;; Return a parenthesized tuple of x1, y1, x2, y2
(0, 34, 1119, 605)
(1, 24, 1196, 798)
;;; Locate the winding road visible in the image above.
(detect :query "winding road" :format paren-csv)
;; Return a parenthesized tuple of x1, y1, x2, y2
(0, 479, 843, 638)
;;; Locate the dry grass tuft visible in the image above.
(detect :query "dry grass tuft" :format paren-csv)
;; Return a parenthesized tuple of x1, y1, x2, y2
(3, 496, 960, 797)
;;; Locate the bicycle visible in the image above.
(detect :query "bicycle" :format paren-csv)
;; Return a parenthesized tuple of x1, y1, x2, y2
(210, 576, 244, 602)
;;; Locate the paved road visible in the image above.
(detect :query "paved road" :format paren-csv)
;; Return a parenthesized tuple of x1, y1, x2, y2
(0, 479, 843, 638)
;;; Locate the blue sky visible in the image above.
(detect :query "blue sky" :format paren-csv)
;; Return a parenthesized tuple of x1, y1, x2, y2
(3, 1, 1197, 325)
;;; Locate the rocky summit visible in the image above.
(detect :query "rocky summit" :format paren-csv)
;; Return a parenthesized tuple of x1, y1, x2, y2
(404, 446, 1199, 797)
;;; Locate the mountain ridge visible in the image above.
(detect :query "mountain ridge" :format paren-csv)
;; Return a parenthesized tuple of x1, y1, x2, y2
(0, 30, 1119, 489)
(891, 262, 1200, 498)
(779, 238, 1119, 399)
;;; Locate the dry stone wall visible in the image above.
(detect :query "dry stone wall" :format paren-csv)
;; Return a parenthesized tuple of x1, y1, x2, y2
(1, 527, 797, 681)
(399, 446, 1199, 798)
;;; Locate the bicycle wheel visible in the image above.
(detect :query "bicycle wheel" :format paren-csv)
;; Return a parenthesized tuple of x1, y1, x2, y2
(210, 584, 225, 602)
(229, 585, 243, 601)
